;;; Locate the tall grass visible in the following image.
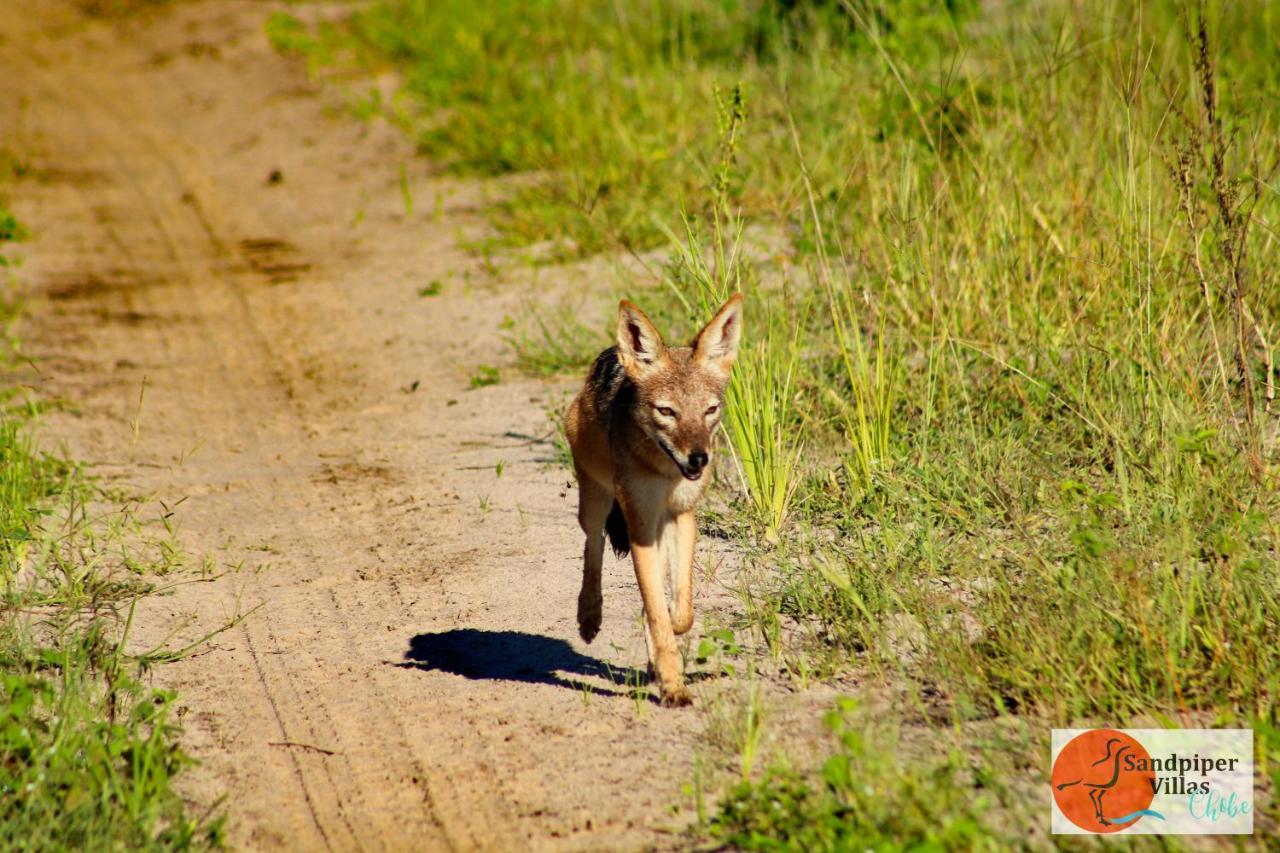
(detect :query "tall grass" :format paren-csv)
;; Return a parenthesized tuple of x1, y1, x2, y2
(0, 398, 217, 851)
(664, 212, 806, 538)
(792, 128, 896, 492)
(278, 0, 966, 258)
(825, 276, 893, 490)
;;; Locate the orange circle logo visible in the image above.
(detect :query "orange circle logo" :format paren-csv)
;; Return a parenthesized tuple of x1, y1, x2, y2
(1052, 729, 1158, 832)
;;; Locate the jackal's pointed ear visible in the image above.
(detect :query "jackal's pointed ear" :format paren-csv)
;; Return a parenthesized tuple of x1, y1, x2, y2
(616, 300, 666, 377)
(691, 293, 743, 374)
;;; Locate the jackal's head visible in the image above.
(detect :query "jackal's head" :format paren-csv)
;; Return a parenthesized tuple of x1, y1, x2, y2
(615, 294, 743, 481)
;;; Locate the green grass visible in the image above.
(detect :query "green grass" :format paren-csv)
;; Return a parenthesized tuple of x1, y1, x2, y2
(708, 699, 1002, 850)
(0, 204, 220, 847)
(501, 300, 600, 377)
(663, 211, 808, 538)
(277, 0, 1280, 840)
(468, 363, 501, 388)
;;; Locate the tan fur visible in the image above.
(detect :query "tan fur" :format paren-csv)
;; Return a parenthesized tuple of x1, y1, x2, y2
(566, 294, 742, 706)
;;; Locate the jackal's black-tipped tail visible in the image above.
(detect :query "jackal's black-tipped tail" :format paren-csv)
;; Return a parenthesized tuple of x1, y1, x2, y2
(605, 501, 630, 558)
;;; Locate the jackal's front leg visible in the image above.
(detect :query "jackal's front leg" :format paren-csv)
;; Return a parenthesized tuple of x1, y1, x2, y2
(670, 511, 696, 635)
(625, 514, 690, 706)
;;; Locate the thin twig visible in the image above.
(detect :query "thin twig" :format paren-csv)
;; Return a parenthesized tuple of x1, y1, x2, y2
(269, 741, 338, 756)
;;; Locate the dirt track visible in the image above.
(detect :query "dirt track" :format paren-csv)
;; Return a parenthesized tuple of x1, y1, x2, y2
(1, 2, 747, 848)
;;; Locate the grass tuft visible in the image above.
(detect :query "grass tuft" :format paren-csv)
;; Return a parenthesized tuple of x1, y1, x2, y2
(709, 698, 1001, 850)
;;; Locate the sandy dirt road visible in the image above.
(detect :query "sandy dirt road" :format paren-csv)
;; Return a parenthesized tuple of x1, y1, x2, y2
(0, 2, 749, 848)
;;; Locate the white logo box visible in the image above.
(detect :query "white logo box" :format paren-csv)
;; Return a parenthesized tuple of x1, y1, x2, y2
(1051, 728, 1253, 835)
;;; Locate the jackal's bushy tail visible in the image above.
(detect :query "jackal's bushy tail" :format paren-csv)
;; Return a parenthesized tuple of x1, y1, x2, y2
(605, 501, 630, 558)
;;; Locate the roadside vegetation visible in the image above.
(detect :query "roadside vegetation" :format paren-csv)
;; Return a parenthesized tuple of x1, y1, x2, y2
(0, 194, 219, 847)
(274, 0, 1280, 844)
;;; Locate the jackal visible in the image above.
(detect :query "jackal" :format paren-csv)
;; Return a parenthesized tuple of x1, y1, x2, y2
(566, 295, 742, 706)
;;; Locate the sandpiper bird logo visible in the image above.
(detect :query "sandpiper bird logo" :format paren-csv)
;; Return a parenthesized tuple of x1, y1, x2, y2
(1052, 729, 1166, 832)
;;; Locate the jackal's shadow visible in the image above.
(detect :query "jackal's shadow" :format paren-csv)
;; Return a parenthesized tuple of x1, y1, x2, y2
(400, 629, 646, 697)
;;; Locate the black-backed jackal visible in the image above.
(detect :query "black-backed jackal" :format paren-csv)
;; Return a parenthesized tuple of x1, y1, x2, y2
(566, 295, 742, 706)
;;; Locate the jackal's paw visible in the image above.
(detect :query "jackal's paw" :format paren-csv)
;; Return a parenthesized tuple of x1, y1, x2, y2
(659, 685, 692, 708)
(577, 595, 603, 643)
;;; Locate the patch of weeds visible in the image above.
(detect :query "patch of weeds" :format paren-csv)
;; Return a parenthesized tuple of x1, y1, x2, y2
(0, 411, 223, 848)
(264, 12, 314, 56)
(0, 209, 27, 244)
(0, 202, 26, 346)
(0, 205, 220, 847)
(544, 397, 574, 472)
(706, 699, 1000, 850)
(702, 674, 767, 781)
(263, 11, 335, 72)
(416, 280, 442, 297)
(503, 302, 601, 377)
(695, 626, 744, 678)
(468, 364, 500, 388)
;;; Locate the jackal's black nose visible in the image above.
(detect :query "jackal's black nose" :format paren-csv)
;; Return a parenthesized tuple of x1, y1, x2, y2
(688, 451, 709, 471)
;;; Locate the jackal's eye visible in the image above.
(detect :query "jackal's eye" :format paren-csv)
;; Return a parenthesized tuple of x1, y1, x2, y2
(656, 406, 676, 418)
(705, 404, 719, 416)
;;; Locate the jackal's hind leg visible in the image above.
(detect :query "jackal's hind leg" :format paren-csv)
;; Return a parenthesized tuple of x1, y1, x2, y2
(576, 473, 612, 643)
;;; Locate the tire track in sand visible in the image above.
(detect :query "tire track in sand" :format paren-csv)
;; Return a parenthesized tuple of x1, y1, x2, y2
(6, 31, 444, 853)
(4, 2, 715, 850)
